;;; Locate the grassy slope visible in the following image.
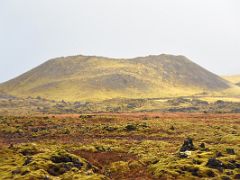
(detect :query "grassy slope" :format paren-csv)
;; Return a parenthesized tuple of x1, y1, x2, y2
(222, 75, 240, 91)
(0, 54, 235, 101)
(223, 75, 240, 84)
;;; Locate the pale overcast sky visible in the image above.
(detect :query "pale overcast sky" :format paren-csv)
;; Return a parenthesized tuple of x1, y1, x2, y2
(0, 0, 240, 83)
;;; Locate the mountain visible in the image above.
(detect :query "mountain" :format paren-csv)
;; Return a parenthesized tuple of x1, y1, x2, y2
(0, 54, 232, 101)
(223, 75, 240, 86)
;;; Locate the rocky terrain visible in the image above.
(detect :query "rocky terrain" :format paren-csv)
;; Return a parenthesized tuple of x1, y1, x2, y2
(0, 113, 240, 179)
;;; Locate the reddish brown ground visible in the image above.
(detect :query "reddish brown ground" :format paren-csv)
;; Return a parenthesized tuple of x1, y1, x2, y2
(1, 113, 240, 179)
(1, 113, 240, 145)
(47, 112, 240, 118)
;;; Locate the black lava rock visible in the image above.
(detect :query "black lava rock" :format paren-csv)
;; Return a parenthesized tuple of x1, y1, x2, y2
(180, 138, 195, 152)
(226, 148, 235, 155)
(216, 151, 223, 157)
(199, 143, 205, 149)
(206, 158, 224, 170)
(23, 156, 32, 166)
(234, 174, 240, 179)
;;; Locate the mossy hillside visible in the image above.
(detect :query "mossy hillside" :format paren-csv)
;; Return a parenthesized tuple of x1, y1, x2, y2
(0, 54, 234, 102)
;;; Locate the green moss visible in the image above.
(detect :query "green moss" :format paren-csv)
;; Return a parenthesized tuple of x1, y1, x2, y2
(221, 135, 240, 144)
(1, 114, 240, 179)
(62, 171, 106, 180)
(0, 148, 25, 179)
(109, 161, 130, 173)
(14, 143, 42, 156)
(77, 144, 112, 153)
(125, 124, 137, 131)
(148, 147, 240, 179)
(17, 169, 49, 180)
(102, 125, 118, 132)
(128, 140, 173, 164)
(148, 159, 218, 179)
(78, 145, 98, 153)
(0, 144, 105, 179)
(128, 160, 143, 170)
(1, 126, 19, 134)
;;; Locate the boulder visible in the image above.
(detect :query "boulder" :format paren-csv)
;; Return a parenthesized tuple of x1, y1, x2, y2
(206, 158, 224, 170)
(199, 143, 205, 149)
(234, 174, 240, 179)
(226, 148, 235, 155)
(180, 138, 195, 152)
(216, 151, 223, 157)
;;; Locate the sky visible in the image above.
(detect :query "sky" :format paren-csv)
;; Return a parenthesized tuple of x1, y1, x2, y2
(0, 0, 240, 83)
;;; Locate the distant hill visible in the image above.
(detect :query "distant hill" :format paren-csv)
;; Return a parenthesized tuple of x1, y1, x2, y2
(223, 75, 240, 86)
(0, 54, 232, 101)
(223, 75, 240, 87)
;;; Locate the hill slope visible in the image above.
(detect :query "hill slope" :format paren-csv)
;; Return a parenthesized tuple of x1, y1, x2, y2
(0, 54, 232, 101)
(223, 75, 240, 86)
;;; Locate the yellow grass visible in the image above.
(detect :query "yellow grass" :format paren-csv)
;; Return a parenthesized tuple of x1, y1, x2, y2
(223, 75, 240, 83)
